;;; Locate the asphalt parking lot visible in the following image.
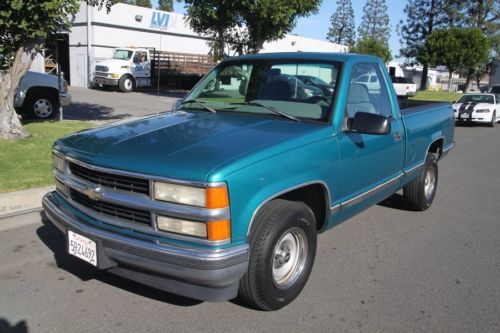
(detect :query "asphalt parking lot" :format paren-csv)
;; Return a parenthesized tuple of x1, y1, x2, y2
(1, 89, 499, 332)
(62, 86, 185, 122)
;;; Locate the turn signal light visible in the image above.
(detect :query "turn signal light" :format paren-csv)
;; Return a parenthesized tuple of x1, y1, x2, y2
(206, 186, 229, 209)
(207, 220, 231, 241)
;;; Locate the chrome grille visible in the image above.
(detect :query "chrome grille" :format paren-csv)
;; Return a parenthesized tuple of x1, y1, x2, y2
(70, 189, 151, 226)
(94, 71, 108, 78)
(69, 162, 150, 195)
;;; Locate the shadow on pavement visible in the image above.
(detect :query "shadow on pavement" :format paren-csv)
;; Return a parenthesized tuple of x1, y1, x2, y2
(0, 318, 28, 333)
(136, 89, 188, 99)
(378, 193, 414, 211)
(62, 102, 131, 121)
(36, 211, 202, 307)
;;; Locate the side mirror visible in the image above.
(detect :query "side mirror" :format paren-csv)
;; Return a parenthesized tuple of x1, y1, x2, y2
(347, 112, 391, 135)
(172, 99, 183, 111)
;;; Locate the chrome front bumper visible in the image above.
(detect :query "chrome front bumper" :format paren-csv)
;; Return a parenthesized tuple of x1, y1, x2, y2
(93, 77, 119, 86)
(42, 192, 249, 302)
(60, 92, 71, 106)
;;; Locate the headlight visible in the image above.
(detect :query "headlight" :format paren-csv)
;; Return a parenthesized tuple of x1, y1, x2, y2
(157, 216, 207, 238)
(303, 88, 314, 96)
(475, 109, 490, 113)
(52, 153, 65, 173)
(156, 216, 230, 240)
(153, 182, 229, 208)
(60, 80, 68, 93)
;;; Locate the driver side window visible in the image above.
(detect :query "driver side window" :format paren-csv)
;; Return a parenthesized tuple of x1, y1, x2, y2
(348, 63, 392, 118)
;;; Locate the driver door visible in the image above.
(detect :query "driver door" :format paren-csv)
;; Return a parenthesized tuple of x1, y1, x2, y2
(336, 62, 404, 217)
(132, 51, 150, 79)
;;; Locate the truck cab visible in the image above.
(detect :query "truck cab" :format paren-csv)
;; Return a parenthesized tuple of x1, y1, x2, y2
(93, 48, 152, 92)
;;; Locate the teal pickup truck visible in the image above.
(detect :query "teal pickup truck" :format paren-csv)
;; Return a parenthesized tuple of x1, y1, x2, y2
(43, 53, 454, 311)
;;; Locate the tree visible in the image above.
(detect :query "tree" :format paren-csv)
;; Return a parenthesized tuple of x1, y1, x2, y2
(451, 0, 499, 91)
(157, 0, 174, 12)
(422, 28, 463, 91)
(0, 0, 114, 140)
(117, 0, 152, 8)
(358, 0, 390, 42)
(183, 0, 241, 60)
(135, 0, 152, 8)
(240, 0, 322, 53)
(327, 0, 355, 47)
(398, 0, 448, 90)
(474, 62, 491, 90)
(184, 0, 321, 57)
(351, 34, 392, 63)
(423, 28, 490, 91)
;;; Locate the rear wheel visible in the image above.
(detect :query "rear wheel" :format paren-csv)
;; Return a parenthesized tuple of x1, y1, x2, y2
(403, 153, 438, 211)
(119, 75, 134, 93)
(238, 199, 317, 311)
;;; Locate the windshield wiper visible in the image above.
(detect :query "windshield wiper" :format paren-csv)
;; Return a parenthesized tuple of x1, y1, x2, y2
(230, 100, 300, 122)
(180, 99, 216, 113)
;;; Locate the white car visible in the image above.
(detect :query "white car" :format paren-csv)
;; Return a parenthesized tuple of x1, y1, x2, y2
(391, 76, 417, 98)
(453, 93, 499, 127)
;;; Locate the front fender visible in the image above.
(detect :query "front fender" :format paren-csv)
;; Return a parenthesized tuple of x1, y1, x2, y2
(223, 137, 340, 245)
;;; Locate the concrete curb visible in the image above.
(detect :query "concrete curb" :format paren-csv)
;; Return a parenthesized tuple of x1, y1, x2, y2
(0, 186, 54, 220)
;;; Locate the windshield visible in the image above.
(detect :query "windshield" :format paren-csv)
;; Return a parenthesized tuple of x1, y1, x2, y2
(113, 50, 134, 60)
(458, 95, 494, 104)
(182, 60, 341, 122)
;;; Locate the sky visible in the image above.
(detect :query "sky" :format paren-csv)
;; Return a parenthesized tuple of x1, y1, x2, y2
(164, 0, 409, 61)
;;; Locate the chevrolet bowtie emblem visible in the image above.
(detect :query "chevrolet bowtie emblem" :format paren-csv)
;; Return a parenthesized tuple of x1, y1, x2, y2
(82, 186, 102, 201)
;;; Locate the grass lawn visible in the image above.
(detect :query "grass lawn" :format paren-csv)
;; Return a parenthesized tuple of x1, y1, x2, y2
(0, 121, 94, 193)
(410, 91, 463, 102)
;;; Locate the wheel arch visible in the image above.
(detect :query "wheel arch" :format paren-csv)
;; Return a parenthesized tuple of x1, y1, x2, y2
(247, 181, 331, 236)
(23, 86, 59, 107)
(428, 137, 444, 159)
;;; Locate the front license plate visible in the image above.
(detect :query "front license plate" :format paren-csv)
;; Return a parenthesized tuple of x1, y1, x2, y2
(68, 231, 97, 266)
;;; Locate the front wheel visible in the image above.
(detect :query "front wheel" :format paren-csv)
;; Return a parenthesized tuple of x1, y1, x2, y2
(403, 153, 438, 211)
(23, 90, 58, 119)
(489, 111, 496, 127)
(119, 75, 134, 93)
(238, 199, 317, 311)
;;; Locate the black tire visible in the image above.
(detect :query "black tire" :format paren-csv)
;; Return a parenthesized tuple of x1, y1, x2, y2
(118, 75, 134, 93)
(403, 153, 438, 211)
(238, 199, 317, 311)
(488, 111, 496, 127)
(23, 90, 58, 119)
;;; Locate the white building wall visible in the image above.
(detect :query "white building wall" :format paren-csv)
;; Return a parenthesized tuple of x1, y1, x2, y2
(261, 35, 348, 53)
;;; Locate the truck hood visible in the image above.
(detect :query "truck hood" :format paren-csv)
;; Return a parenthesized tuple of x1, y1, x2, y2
(95, 59, 130, 71)
(453, 102, 493, 112)
(54, 111, 325, 182)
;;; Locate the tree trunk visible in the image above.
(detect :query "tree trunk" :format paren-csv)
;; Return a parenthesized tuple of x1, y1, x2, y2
(0, 46, 36, 140)
(448, 70, 453, 92)
(463, 68, 474, 93)
(420, 64, 429, 91)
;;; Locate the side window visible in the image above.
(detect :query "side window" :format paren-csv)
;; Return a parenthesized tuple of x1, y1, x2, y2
(133, 51, 147, 63)
(348, 63, 392, 118)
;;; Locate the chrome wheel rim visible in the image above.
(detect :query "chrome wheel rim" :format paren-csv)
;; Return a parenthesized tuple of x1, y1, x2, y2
(124, 78, 133, 90)
(272, 227, 308, 288)
(424, 166, 436, 200)
(33, 98, 53, 118)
